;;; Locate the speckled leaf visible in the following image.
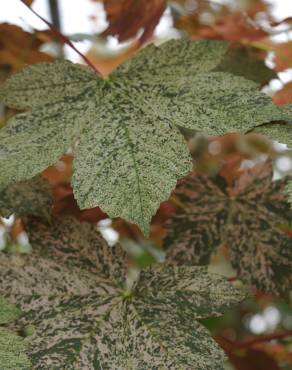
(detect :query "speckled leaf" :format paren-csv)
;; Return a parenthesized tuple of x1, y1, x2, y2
(0, 217, 127, 301)
(0, 297, 31, 369)
(114, 38, 229, 77)
(131, 72, 290, 136)
(164, 163, 292, 295)
(2, 39, 290, 234)
(0, 216, 244, 369)
(0, 175, 52, 220)
(0, 59, 98, 110)
(72, 99, 191, 235)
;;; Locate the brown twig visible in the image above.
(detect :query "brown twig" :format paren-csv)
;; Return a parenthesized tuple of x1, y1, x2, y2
(232, 330, 292, 350)
(20, 0, 101, 75)
(217, 330, 292, 353)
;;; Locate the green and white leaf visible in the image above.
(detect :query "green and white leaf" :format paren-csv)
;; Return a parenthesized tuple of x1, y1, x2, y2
(0, 216, 244, 369)
(164, 163, 292, 295)
(0, 175, 52, 220)
(0, 296, 31, 370)
(1, 38, 290, 233)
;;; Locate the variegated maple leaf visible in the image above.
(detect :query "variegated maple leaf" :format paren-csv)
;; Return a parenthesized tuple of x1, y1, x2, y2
(1, 39, 291, 235)
(0, 216, 245, 369)
(0, 296, 31, 369)
(164, 162, 292, 295)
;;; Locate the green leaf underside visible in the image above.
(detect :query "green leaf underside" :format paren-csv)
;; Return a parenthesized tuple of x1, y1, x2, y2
(215, 47, 276, 84)
(0, 297, 31, 369)
(0, 175, 52, 220)
(164, 163, 292, 295)
(1, 39, 291, 234)
(0, 216, 245, 369)
(0, 328, 31, 370)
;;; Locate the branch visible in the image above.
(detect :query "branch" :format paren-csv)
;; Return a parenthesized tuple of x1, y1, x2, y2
(217, 330, 292, 353)
(232, 330, 292, 350)
(20, 0, 101, 75)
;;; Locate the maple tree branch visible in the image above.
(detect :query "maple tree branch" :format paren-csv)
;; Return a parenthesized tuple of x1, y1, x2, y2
(20, 0, 102, 75)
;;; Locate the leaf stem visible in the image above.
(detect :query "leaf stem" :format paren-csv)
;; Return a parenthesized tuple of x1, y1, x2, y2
(20, 0, 102, 75)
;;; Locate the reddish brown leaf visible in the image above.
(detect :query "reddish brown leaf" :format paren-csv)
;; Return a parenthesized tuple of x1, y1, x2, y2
(0, 23, 52, 71)
(102, 0, 166, 43)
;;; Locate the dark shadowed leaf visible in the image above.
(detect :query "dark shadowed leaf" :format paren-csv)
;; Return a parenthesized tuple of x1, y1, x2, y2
(0, 175, 52, 220)
(215, 47, 276, 84)
(164, 163, 292, 295)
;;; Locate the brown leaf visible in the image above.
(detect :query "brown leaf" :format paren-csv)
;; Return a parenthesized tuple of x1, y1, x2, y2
(273, 82, 292, 106)
(102, 0, 166, 43)
(0, 23, 52, 72)
(229, 349, 280, 370)
(176, 11, 268, 43)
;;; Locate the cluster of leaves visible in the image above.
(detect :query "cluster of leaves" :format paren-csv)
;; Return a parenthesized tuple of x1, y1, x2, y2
(1, 2, 292, 368)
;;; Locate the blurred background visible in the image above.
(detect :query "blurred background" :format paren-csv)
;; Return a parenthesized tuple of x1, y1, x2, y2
(0, 1, 292, 369)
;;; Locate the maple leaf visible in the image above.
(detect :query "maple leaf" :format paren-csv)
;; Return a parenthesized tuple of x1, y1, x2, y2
(0, 23, 52, 72)
(0, 216, 245, 369)
(164, 162, 292, 295)
(0, 175, 52, 221)
(0, 296, 31, 369)
(102, 0, 166, 43)
(0, 39, 291, 235)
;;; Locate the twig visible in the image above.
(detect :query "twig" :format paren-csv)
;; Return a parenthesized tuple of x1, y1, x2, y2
(232, 330, 292, 350)
(20, 0, 101, 75)
(217, 330, 292, 353)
